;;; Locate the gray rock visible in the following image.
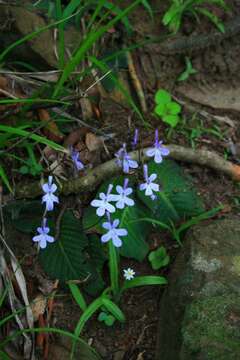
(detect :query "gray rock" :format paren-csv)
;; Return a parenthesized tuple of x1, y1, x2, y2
(156, 218, 240, 360)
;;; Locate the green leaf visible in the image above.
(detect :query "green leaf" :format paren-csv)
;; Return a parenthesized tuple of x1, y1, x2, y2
(121, 275, 167, 292)
(167, 102, 181, 115)
(154, 103, 167, 117)
(83, 176, 150, 261)
(25, 211, 105, 294)
(162, 114, 180, 127)
(154, 89, 171, 105)
(104, 314, 115, 326)
(98, 311, 108, 322)
(148, 246, 170, 270)
(0, 125, 67, 153)
(0, 164, 13, 193)
(68, 282, 87, 312)
(137, 159, 204, 225)
(101, 297, 125, 322)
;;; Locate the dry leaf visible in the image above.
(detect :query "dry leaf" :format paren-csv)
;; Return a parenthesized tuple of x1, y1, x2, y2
(85, 132, 103, 152)
(31, 294, 47, 321)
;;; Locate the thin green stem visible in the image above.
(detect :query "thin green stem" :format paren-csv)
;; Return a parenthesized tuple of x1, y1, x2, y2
(108, 241, 119, 299)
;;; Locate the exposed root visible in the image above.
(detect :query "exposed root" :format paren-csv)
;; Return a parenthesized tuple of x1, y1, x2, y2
(15, 145, 240, 199)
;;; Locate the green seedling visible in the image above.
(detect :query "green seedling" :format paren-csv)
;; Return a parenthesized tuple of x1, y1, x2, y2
(162, 0, 229, 34)
(98, 311, 116, 326)
(148, 246, 170, 270)
(178, 57, 198, 82)
(154, 89, 181, 128)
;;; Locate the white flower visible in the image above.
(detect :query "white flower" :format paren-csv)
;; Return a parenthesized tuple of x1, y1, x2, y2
(111, 178, 134, 209)
(91, 184, 116, 217)
(123, 268, 135, 280)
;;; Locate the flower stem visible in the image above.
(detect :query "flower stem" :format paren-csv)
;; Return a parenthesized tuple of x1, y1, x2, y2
(108, 241, 119, 299)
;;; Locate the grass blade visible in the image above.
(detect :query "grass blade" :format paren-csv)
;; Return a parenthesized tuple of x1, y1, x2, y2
(0, 125, 67, 153)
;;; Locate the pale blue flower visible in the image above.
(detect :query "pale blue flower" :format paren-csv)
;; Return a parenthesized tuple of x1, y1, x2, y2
(115, 143, 138, 173)
(123, 268, 135, 280)
(32, 218, 55, 249)
(101, 215, 127, 248)
(131, 128, 139, 149)
(111, 178, 134, 209)
(42, 176, 59, 211)
(139, 164, 159, 199)
(146, 129, 169, 163)
(70, 146, 84, 171)
(91, 184, 116, 217)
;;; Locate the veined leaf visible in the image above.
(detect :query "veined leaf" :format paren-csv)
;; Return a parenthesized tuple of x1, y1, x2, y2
(137, 159, 204, 225)
(83, 176, 150, 261)
(38, 212, 105, 294)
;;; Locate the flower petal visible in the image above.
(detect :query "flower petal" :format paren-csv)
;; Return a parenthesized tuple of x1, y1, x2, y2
(125, 197, 134, 206)
(161, 147, 170, 156)
(91, 199, 103, 208)
(96, 206, 105, 217)
(145, 186, 153, 196)
(149, 173, 157, 182)
(101, 231, 111, 243)
(154, 150, 163, 164)
(112, 219, 120, 228)
(112, 235, 122, 248)
(116, 228, 127, 236)
(116, 199, 125, 209)
(102, 221, 112, 230)
(146, 148, 155, 157)
(105, 203, 115, 213)
(128, 159, 138, 169)
(151, 183, 159, 192)
(139, 183, 147, 191)
(32, 234, 42, 243)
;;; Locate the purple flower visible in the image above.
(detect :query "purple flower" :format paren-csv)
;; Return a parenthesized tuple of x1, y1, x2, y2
(42, 176, 59, 211)
(131, 129, 139, 149)
(139, 164, 159, 199)
(32, 218, 55, 249)
(115, 143, 138, 173)
(146, 129, 169, 163)
(101, 214, 127, 247)
(91, 184, 116, 217)
(70, 146, 84, 171)
(111, 178, 134, 209)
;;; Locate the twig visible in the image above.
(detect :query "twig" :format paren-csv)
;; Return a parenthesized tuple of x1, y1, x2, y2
(14, 145, 240, 199)
(127, 52, 147, 113)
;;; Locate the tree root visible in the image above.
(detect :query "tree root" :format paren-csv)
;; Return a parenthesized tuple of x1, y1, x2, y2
(15, 145, 240, 199)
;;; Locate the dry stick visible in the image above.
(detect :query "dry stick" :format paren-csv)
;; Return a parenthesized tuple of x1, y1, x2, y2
(127, 51, 147, 113)
(15, 145, 240, 199)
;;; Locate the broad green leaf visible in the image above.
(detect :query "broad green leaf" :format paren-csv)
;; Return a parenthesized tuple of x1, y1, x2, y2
(162, 114, 180, 127)
(83, 176, 150, 261)
(137, 159, 204, 225)
(154, 103, 167, 117)
(38, 212, 105, 295)
(121, 275, 167, 291)
(167, 102, 181, 115)
(148, 246, 170, 270)
(154, 89, 171, 105)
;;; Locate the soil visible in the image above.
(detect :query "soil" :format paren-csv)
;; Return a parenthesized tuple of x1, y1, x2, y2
(1, 1, 240, 359)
